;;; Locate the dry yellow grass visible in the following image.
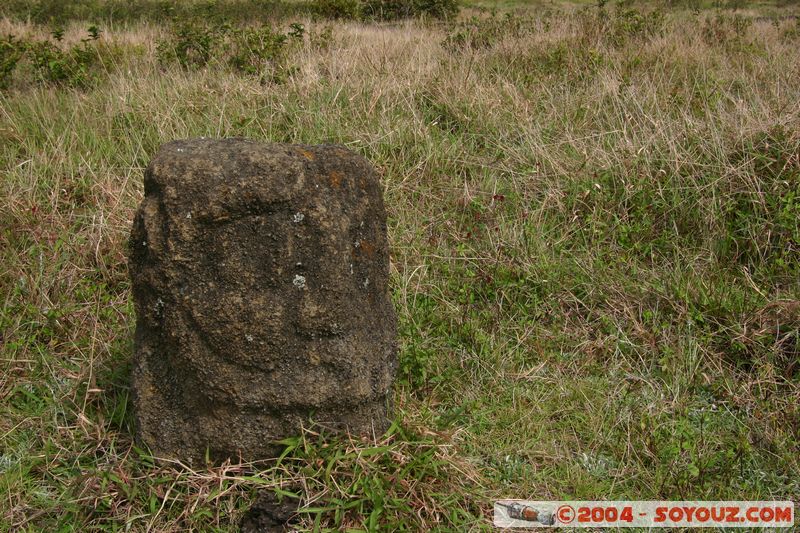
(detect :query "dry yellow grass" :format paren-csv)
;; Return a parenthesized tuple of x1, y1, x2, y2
(1, 2, 799, 529)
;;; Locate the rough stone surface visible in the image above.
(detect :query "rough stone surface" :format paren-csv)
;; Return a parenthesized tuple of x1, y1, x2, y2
(129, 138, 397, 464)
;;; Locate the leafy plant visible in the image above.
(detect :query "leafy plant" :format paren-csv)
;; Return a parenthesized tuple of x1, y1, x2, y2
(0, 35, 25, 89)
(288, 22, 305, 40)
(227, 25, 288, 75)
(718, 131, 800, 278)
(87, 24, 101, 40)
(155, 21, 306, 83)
(27, 28, 101, 88)
(156, 20, 221, 68)
(50, 25, 65, 42)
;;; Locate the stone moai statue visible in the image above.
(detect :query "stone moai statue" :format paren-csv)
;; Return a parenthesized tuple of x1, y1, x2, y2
(129, 138, 397, 464)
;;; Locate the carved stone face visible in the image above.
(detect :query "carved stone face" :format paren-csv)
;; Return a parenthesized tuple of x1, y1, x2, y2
(175, 204, 389, 409)
(131, 140, 396, 462)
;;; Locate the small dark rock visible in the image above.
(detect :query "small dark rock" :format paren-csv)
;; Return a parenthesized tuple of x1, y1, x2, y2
(240, 490, 299, 533)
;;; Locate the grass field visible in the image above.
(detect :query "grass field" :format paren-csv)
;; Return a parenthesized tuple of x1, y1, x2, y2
(1, 0, 799, 530)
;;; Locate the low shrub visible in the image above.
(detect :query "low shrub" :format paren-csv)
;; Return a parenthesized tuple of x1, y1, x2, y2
(442, 12, 530, 51)
(227, 24, 294, 83)
(702, 13, 752, 46)
(361, 0, 458, 21)
(156, 20, 221, 68)
(156, 21, 307, 84)
(1, 27, 102, 90)
(311, 0, 361, 20)
(578, 5, 666, 48)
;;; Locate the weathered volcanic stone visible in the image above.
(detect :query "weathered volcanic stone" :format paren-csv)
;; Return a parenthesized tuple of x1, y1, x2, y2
(129, 138, 397, 464)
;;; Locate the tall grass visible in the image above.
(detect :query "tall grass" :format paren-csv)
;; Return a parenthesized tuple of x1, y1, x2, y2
(1, 3, 799, 530)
